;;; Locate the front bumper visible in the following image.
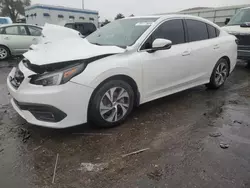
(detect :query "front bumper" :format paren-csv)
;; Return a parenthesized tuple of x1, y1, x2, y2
(7, 65, 94, 128)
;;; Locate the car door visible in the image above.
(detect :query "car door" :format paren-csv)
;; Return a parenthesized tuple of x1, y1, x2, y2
(184, 19, 220, 82)
(1, 25, 33, 54)
(139, 19, 193, 101)
(26, 26, 42, 45)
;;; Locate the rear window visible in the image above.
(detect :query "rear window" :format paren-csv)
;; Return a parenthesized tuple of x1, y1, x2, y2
(186, 19, 209, 42)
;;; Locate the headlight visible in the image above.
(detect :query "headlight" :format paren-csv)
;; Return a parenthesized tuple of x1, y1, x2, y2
(30, 63, 86, 86)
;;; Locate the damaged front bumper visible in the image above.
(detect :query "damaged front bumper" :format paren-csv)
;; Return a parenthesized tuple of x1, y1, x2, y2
(7, 61, 94, 128)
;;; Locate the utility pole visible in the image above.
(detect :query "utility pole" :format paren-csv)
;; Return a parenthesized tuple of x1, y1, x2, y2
(82, 0, 84, 9)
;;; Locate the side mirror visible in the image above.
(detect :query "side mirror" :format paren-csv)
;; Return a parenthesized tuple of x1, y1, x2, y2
(148, 39, 172, 53)
(225, 18, 230, 25)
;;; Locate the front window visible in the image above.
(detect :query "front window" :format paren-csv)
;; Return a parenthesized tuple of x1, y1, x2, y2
(228, 8, 250, 26)
(86, 18, 158, 48)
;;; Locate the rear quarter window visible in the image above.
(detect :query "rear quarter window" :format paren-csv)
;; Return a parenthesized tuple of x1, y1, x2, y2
(215, 28, 220, 37)
(207, 24, 217, 39)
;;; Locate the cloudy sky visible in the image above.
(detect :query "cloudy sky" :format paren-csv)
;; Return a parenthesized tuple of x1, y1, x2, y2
(32, 0, 250, 20)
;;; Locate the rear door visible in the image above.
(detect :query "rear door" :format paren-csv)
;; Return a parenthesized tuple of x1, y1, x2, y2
(185, 19, 221, 82)
(1, 25, 31, 54)
(26, 25, 42, 44)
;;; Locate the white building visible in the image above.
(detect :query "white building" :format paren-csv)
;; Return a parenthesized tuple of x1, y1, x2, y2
(160, 4, 250, 26)
(25, 4, 99, 27)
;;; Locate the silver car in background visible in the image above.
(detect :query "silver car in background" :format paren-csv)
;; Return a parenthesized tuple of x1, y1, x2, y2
(0, 24, 42, 60)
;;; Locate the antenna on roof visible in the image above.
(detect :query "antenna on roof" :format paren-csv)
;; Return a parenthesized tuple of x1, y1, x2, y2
(82, 0, 84, 9)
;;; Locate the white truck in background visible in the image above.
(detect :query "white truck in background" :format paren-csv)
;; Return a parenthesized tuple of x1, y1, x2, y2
(222, 7, 250, 66)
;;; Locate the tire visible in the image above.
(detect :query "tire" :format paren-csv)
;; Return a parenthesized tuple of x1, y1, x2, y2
(206, 58, 229, 89)
(89, 80, 135, 128)
(0, 45, 10, 60)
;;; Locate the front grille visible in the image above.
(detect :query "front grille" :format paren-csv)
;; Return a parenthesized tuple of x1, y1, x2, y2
(234, 34, 250, 46)
(10, 67, 24, 89)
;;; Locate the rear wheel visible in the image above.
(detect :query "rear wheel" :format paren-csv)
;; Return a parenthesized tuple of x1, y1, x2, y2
(89, 80, 135, 128)
(206, 58, 229, 89)
(0, 46, 10, 60)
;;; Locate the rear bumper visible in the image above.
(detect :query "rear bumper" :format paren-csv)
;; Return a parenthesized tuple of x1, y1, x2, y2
(7, 67, 94, 129)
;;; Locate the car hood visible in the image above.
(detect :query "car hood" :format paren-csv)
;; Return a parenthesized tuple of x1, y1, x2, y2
(222, 25, 250, 35)
(40, 23, 82, 42)
(24, 37, 125, 66)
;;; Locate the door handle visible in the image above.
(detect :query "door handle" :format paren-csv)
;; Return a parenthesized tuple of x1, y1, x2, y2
(182, 50, 191, 56)
(32, 38, 37, 41)
(214, 44, 220, 49)
(4, 37, 9, 40)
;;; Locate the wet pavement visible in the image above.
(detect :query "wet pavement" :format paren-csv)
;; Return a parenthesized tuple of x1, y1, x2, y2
(0, 59, 250, 188)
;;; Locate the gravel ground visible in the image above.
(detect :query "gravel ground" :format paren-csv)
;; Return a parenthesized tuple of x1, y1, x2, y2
(0, 59, 250, 188)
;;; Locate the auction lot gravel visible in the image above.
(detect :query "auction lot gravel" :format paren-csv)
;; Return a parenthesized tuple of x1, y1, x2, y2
(0, 59, 250, 188)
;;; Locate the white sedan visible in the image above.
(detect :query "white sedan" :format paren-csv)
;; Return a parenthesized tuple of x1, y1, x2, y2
(7, 15, 237, 128)
(0, 24, 42, 60)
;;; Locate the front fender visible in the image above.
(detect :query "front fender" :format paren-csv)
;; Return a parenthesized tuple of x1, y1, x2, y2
(90, 67, 142, 93)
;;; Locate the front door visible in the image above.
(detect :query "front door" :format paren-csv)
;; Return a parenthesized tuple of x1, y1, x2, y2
(140, 19, 193, 102)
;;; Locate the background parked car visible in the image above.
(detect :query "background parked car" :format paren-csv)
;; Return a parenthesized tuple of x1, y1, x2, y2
(0, 17, 13, 25)
(64, 22, 97, 37)
(222, 7, 250, 66)
(0, 24, 42, 60)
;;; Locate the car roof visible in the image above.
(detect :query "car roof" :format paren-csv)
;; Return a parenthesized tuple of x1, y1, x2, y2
(123, 14, 220, 28)
(0, 23, 42, 28)
(124, 14, 207, 20)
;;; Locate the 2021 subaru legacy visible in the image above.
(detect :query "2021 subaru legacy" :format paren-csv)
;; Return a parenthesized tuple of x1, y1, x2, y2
(7, 15, 237, 128)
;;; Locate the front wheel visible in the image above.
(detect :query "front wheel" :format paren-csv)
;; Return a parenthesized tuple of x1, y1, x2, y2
(89, 80, 135, 128)
(206, 58, 229, 89)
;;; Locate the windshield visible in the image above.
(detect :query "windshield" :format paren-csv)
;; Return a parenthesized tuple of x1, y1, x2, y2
(86, 18, 158, 48)
(228, 8, 250, 25)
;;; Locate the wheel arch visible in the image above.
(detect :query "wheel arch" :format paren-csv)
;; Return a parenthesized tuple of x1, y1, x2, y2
(87, 74, 141, 120)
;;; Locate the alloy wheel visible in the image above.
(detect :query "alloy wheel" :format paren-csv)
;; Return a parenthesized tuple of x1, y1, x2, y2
(99, 87, 130, 122)
(215, 62, 228, 86)
(0, 48, 7, 59)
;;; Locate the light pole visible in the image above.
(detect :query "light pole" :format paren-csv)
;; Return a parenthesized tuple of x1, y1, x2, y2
(82, 0, 84, 9)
